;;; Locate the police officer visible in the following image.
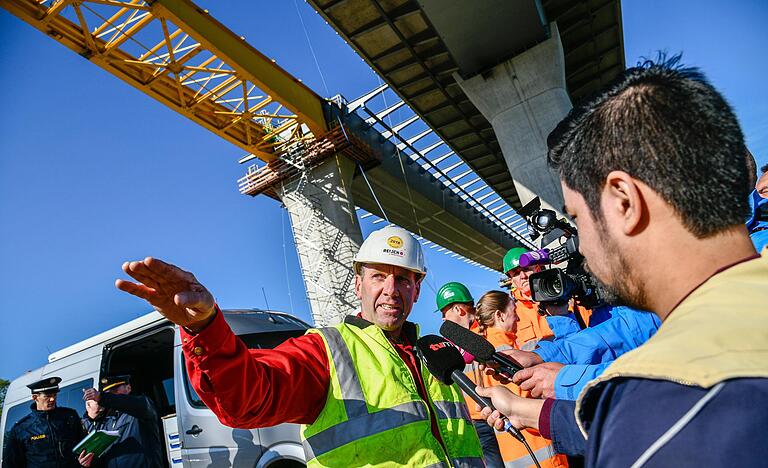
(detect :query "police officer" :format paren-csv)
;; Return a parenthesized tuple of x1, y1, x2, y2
(2, 377, 93, 468)
(82, 375, 164, 468)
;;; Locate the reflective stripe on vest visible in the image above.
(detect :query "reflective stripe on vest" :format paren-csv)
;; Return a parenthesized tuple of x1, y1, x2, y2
(433, 400, 472, 423)
(324, 326, 366, 417)
(423, 457, 486, 468)
(302, 327, 430, 459)
(482, 327, 568, 468)
(302, 324, 484, 467)
(520, 340, 539, 351)
(453, 457, 486, 467)
(504, 445, 558, 468)
(303, 401, 429, 460)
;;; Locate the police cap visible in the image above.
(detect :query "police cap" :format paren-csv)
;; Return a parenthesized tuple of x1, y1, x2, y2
(100, 375, 131, 392)
(27, 377, 61, 394)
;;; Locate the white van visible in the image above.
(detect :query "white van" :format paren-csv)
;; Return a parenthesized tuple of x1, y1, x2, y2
(1, 309, 309, 467)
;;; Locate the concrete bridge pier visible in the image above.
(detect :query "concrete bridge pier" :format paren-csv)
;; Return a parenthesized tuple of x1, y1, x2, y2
(276, 155, 363, 326)
(455, 23, 571, 212)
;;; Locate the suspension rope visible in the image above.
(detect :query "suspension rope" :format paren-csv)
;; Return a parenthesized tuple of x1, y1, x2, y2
(332, 115, 389, 223)
(281, 209, 296, 315)
(294, 0, 329, 96)
(358, 163, 389, 223)
(377, 77, 424, 238)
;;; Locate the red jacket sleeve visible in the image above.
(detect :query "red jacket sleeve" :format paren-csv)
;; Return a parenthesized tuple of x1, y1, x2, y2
(181, 310, 330, 428)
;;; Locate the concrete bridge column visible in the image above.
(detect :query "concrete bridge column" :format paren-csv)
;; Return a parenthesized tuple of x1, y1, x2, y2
(454, 23, 570, 212)
(276, 155, 363, 326)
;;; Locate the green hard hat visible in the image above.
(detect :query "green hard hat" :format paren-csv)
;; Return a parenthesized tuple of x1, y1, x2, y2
(503, 247, 529, 274)
(436, 282, 474, 311)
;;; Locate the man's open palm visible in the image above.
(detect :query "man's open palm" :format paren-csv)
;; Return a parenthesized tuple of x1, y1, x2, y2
(116, 257, 215, 330)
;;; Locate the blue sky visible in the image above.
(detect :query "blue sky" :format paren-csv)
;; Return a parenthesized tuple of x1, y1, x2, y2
(1, 0, 766, 381)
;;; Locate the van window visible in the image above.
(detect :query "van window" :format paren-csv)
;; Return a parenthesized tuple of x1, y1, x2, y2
(182, 329, 306, 408)
(57, 378, 94, 416)
(3, 378, 93, 439)
(162, 377, 175, 407)
(4, 403, 30, 440)
(238, 329, 306, 350)
(183, 365, 206, 409)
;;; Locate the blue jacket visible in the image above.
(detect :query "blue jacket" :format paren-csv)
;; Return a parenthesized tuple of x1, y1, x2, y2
(82, 393, 164, 468)
(546, 378, 768, 466)
(544, 304, 613, 341)
(747, 189, 768, 251)
(534, 306, 661, 400)
(2, 404, 86, 468)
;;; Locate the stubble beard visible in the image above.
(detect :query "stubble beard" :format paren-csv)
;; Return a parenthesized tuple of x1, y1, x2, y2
(590, 222, 649, 310)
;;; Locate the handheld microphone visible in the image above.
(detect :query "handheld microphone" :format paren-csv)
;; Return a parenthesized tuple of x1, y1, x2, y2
(415, 335, 525, 443)
(440, 320, 523, 377)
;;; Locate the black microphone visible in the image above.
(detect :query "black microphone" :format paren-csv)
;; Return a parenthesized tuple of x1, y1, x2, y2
(415, 335, 525, 443)
(440, 320, 523, 377)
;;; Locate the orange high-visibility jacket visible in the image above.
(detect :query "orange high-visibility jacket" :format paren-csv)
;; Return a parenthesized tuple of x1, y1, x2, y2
(476, 326, 568, 468)
(513, 288, 592, 349)
(512, 288, 555, 350)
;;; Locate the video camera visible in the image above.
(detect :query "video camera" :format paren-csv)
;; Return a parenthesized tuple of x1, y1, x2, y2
(513, 197, 602, 307)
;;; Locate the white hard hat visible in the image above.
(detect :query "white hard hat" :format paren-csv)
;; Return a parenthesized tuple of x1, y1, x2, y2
(353, 226, 426, 276)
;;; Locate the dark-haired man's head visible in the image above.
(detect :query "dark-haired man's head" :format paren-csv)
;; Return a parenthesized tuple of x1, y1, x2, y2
(547, 55, 754, 314)
(758, 163, 768, 198)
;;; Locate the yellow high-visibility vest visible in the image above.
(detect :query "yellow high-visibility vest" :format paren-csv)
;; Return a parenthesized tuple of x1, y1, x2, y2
(301, 318, 484, 467)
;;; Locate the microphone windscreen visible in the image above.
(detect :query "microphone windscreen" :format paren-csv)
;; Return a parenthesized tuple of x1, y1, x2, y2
(415, 335, 466, 385)
(440, 320, 496, 361)
(519, 249, 551, 268)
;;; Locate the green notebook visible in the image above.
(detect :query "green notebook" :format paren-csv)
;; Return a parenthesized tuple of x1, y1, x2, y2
(72, 430, 120, 457)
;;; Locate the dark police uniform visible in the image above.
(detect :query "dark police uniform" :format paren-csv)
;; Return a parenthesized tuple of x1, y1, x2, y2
(82, 375, 163, 468)
(2, 377, 86, 468)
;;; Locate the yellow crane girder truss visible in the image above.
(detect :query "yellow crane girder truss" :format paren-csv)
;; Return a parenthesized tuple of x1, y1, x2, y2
(2, 0, 329, 162)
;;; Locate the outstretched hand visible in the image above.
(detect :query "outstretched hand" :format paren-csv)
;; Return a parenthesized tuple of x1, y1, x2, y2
(116, 257, 216, 332)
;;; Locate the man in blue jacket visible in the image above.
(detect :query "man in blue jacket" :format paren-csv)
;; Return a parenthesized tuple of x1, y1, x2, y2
(2, 377, 92, 468)
(475, 56, 768, 467)
(747, 186, 768, 251)
(82, 376, 164, 468)
(505, 306, 660, 400)
(756, 163, 768, 198)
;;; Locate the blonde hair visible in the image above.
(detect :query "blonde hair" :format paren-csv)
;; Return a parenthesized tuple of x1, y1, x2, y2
(475, 290, 514, 334)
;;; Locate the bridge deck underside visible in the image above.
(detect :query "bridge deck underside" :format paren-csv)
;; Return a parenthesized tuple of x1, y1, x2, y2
(352, 159, 522, 271)
(307, 0, 625, 211)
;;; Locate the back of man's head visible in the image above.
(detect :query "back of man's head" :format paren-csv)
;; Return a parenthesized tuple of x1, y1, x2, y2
(547, 54, 750, 237)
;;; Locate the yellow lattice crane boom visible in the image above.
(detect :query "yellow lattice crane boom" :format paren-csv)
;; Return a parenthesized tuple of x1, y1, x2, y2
(2, 0, 328, 162)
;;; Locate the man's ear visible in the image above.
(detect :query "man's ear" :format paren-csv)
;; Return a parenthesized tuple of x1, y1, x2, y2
(413, 277, 422, 302)
(354, 274, 363, 300)
(604, 170, 646, 235)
